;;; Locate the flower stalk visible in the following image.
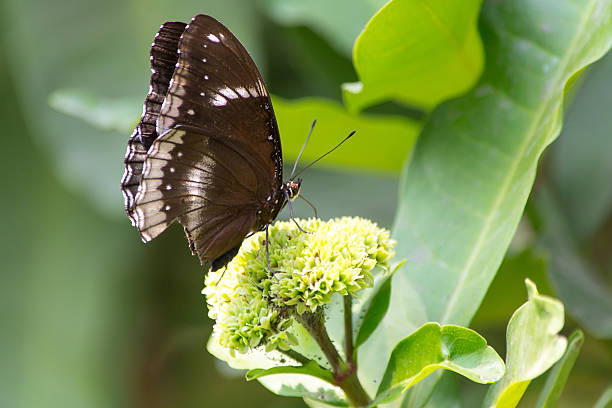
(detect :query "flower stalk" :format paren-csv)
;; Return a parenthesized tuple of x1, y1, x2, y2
(296, 309, 371, 407)
(344, 295, 355, 366)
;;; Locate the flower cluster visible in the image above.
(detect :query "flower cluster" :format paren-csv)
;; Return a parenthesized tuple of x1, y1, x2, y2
(203, 217, 395, 354)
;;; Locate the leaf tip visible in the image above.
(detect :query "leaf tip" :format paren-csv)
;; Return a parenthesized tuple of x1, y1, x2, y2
(525, 278, 538, 299)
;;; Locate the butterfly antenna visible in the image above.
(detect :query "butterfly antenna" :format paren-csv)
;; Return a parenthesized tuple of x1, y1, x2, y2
(290, 130, 356, 180)
(289, 119, 316, 180)
(299, 194, 318, 219)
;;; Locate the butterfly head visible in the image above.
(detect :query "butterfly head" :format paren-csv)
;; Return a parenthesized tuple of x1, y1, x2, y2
(283, 178, 302, 202)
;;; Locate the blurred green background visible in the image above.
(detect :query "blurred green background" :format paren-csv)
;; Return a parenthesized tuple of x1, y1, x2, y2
(1, 0, 611, 407)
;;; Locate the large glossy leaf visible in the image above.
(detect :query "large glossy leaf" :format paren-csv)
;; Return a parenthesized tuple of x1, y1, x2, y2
(342, 0, 484, 113)
(355, 0, 612, 402)
(371, 323, 503, 406)
(261, 0, 388, 56)
(551, 50, 612, 240)
(484, 280, 567, 408)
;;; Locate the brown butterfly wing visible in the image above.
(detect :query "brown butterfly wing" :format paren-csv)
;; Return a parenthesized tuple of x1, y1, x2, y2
(121, 21, 186, 219)
(126, 15, 286, 268)
(133, 126, 270, 265)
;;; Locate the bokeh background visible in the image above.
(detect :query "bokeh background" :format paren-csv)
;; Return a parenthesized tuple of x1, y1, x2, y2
(1, 0, 611, 407)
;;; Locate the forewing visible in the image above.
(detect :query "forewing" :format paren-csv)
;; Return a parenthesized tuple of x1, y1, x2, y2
(121, 21, 186, 218)
(133, 126, 265, 264)
(157, 14, 283, 192)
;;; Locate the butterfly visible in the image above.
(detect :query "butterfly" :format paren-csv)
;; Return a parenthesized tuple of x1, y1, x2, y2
(121, 14, 308, 271)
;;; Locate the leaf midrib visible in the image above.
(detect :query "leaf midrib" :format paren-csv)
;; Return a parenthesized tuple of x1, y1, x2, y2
(439, 0, 598, 323)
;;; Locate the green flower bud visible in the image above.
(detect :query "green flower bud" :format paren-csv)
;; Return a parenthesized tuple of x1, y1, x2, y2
(203, 217, 395, 353)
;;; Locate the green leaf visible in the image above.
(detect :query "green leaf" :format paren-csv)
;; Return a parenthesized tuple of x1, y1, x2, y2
(49, 88, 139, 133)
(342, 0, 484, 113)
(354, 275, 391, 349)
(261, 0, 387, 56)
(484, 279, 567, 408)
(357, 0, 612, 401)
(353, 261, 405, 350)
(536, 330, 584, 408)
(272, 96, 420, 172)
(246, 361, 335, 385)
(533, 188, 612, 338)
(551, 50, 612, 240)
(594, 387, 612, 408)
(372, 322, 504, 406)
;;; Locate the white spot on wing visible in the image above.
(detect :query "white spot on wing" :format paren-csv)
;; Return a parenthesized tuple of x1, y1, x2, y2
(211, 94, 227, 106)
(207, 34, 220, 43)
(248, 86, 259, 97)
(187, 109, 195, 115)
(202, 58, 207, 63)
(204, 75, 209, 80)
(236, 87, 250, 98)
(218, 86, 239, 99)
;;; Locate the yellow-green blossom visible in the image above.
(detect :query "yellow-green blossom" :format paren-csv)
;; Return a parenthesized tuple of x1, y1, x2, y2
(203, 217, 395, 353)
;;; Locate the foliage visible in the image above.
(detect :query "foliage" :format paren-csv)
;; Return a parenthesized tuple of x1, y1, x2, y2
(5, 0, 612, 406)
(484, 280, 567, 407)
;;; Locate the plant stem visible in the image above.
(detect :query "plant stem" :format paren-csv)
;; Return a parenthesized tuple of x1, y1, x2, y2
(296, 310, 346, 375)
(296, 310, 371, 407)
(344, 295, 355, 365)
(338, 368, 371, 408)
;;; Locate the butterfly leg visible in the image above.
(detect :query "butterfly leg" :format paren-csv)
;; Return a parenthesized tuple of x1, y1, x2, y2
(214, 265, 229, 286)
(284, 191, 311, 234)
(298, 194, 318, 219)
(265, 225, 275, 273)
